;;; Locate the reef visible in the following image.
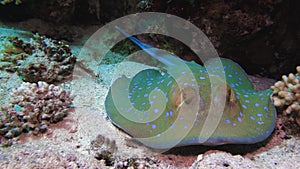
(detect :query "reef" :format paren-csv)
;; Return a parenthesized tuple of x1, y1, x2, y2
(0, 81, 74, 141)
(271, 66, 300, 126)
(0, 0, 22, 5)
(0, 34, 76, 83)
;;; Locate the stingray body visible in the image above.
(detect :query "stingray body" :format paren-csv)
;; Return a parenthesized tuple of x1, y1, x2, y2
(105, 27, 276, 149)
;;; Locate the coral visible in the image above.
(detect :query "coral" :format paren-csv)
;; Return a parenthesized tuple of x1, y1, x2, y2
(90, 134, 117, 166)
(0, 0, 23, 5)
(0, 36, 34, 72)
(0, 35, 76, 83)
(0, 81, 74, 140)
(271, 66, 300, 126)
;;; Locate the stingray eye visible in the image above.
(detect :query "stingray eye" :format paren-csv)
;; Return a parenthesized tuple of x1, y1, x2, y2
(226, 84, 238, 105)
(175, 90, 183, 107)
(226, 85, 231, 103)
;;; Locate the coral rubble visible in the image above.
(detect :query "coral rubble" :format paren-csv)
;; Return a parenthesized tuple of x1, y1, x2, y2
(271, 66, 300, 126)
(0, 35, 76, 83)
(0, 81, 74, 140)
(90, 134, 117, 166)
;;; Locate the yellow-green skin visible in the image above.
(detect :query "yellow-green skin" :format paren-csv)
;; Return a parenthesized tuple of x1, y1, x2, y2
(105, 28, 276, 149)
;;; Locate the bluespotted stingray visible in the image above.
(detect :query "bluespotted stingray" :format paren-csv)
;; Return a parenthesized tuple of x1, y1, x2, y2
(105, 27, 276, 149)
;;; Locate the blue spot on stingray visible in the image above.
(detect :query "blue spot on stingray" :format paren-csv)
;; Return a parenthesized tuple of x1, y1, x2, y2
(152, 95, 157, 99)
(260, 97, 264, 101)
(194, 121, 198, 126)
(250, 116, 255, 120)
(245, 100, 250, 103)
(126, 107, 132, 112)
(146, 122, 150, 126)
(226, 119, 231, 124)
(179, 116, 184, 120)
(264, 106, 268, 111)
(254, 103, 260, 107)
(166, 112, 169, 117)
(166, 97, 169, 103)
(172, 89, 176, 93)
(149, 100, 154, 105)
(167, 81, 172, 86)
(232, 122, 236, 127)
(154, 108, 159, 114)
(152, 124, 156, 129)
(239, 111, 243, 116)
(237, 117, 242, 122)
(184, 125, 188, 129)
(169, 110, 173, 116)
(257, 113, 263, 117)
(257, 121, 264, 125)
(170, 124, 174, 129)
(144, 94, 149, 97)
(228, 74, 233, 78)
(242, 105, 247, 109)
(199, 76, 205, 80)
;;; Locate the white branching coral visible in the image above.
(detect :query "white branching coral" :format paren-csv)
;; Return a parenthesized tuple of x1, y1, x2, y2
(271, 66, 300, 126)
(0, 81, 74, 139)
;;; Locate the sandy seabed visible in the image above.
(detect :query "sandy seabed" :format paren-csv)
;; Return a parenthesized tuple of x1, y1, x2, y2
(0, 60, 299, 169)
